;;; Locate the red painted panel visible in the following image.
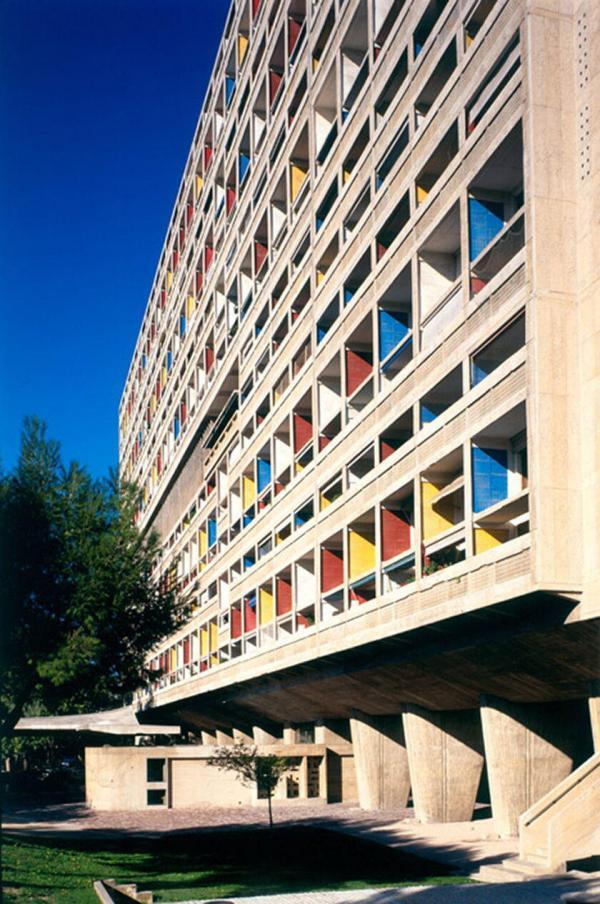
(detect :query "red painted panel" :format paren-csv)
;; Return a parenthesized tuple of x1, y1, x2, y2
(196, 270, 203, 294)
(288, 17, 302, 54)
(319, 434, 331, 451)
(180, 401, 187, 423)
(186, 202, 194, 225)
(183, 637, 190, 664)
(255, 240, 268, 272)
(276, 576, 292, 615)
(231, 607, 242, 639)
(380, 439, 396, 461)
(244, 598, 257, 632)
(470, 276, 487, 295)
(204, 244, 214, 270)
(293, 412, 312, 452)
(205, 346, 214, 371)
(321, 547, 344, 592)
(252, 0, 261, 16)
(204, 144, 213, 169)
(226, 186, 236, 214)
(297, 613, 310, 628)
(345, 348, 372, 396)
(381, 507, 411, 561)
(269, 69, 282, 105)
(172, 249, 179, 270)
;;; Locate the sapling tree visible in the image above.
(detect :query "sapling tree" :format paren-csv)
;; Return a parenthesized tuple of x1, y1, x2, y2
(208, 743, 295, 827)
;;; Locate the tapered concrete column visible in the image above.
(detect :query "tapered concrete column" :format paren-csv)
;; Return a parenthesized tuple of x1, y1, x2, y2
(200, 729, 217, 745)
(283, 724, 296, 745)
(480, 697, 577, 837)
(349, 712, 409, 810)
(233, 727, 254, 744)
(402, 706, 484, 823)
(215, 728, 234, 745)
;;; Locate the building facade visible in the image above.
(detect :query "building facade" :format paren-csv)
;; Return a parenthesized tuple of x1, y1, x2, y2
(118, 0, 599, 859)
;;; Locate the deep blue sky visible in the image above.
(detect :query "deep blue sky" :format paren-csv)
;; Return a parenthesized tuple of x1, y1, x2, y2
(0, 0, 229, 477)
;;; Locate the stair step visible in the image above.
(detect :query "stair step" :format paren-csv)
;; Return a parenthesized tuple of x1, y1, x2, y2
(474, 859, 565, 884)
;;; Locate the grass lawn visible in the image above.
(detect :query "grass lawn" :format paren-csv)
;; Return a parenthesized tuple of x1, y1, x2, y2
(2, 826, 467, 903)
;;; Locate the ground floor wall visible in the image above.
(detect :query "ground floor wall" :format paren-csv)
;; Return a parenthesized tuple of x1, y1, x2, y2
(85, 744, 354, 811)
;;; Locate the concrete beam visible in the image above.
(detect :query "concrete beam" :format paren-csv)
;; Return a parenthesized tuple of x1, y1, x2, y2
(402, 705, 484, 823)
(480, 696, 578, 837)
(588, 681, 600, 753)
(349, 712, 409, 810)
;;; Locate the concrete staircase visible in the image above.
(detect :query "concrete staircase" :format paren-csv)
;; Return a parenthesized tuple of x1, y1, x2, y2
(474, 753, 600, 884)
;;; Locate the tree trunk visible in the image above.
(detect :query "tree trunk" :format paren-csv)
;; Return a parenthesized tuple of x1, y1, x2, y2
(267, 788, 274, 828)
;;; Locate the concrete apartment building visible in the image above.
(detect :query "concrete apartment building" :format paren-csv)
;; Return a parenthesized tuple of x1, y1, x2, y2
(109, 0, 599, 871)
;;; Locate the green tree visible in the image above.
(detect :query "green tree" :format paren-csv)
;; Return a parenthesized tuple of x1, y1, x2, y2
(0, 417, 190, 737)
(208, 743, 295, 827)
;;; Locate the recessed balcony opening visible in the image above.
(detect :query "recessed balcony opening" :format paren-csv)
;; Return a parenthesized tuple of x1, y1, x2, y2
(314, 64, 338, 166)
(471, 313, 525, 387)
(340, 0, 369, 120)
(342, 121, 370, 183)
(465, 33, 520, 133)
(318, 353, 342, 434)
(464, 0, 497, 48)
(421, 446, 465, 571)
(317, 297, 339, 345)
(346, 316, 374, 419)
(420, 365, 462, 427)
(293, 337, 311, 378)
(344, 185, 371, 242)
(374, 0, 406, 54)
(275, 517, 291, 545)
(252, 83, 267, 153)
(320, 472, 343, 510)
(321, 532, 344, 619)
(294, 498, 314, 530)
(239, 125, 252, 191)
(375, 51, 408, 126)
(347, 442, 375, 488)
(348, 509, 376, 585)
(419, 202, 462, 349)
(288, 73, 307, 126)
(312, 2, 335, 71)
(376, 119, 409, 189)
(288, 0, 307, 68)
(295, 553, 315, 626)
(413, 0, 450, 58)
(273, 420, 292, 486)
(414, 39, 457, 128)
(376, 191, 410, 261)
(316, 235, 339, 288)
(268, 28, 286, 111)
(316, 177, 339, 231)
(380, 408, 413, 461)
(416, 121, 459, 205)
(291, 279, 310, 321)
(472, 403, 528, 552)
(292, 231, 310, 270)
(254, 214, 269, 279)
(290, 127, 310, 206)
(239, 248, 254, 319)
(343, 249, 372, 306)
(468, 122, 524, 296)
(382, 483, 414, 557)
(378, 264, 413, 386)
(293, 392, 313, 459)
(276, 568, 293, 617)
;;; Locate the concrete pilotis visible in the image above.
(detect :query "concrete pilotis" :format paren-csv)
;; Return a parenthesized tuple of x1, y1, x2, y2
(402, 706, 484, 824)
(480, 697, 577, 837)
(349, 712, 409, 810)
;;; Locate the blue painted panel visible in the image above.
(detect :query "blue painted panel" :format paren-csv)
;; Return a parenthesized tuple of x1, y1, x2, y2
(207, 519, 217, 547)
(243, 554, 255, 570)
(225, 76, 235, 106)
(167, 350, 173, 371)
(378, 309, 409, 360)
(257, 458, 271, 492)
(469, 198, 504, 261)
(239, 152, 251, 182)
(173, 416, 180, 439)
(179, 314, 186, 337)
(243, 508, 254, 527)
(472, 446, 508, 513)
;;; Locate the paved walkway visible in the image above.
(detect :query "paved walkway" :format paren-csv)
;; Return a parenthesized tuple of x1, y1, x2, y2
(177, 876, 600, 903)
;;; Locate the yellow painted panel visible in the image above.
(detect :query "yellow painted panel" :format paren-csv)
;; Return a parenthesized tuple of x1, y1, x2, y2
(210, 654, 219, 667)
(238, 33, 249, 63)
(195, 175, 203, 198)
(312, 55, 319, 72)
(170, 648, 177, 672)
(348, 529, 375, 580)
(465, 32, 474, 48)
(161, 366, 167, 387)
(150, 396, 157, 413)
(320, 492, 331, 511)
(243, 475, 256, 509)
(290, 164, 307, 201)
(200, 628, 208, 656)
(187, 295, 195, 317)
(421, 481, 453, 541)
(167, 270, 173, 288)
(152, 466, 157, 485)
(209, 621, 218, 652)
(474, 528, 509, 555)
(199, 528, 207, 555)
(343, 167, 351, 184)
(259, 587, 275, 625)
(316, 269, 325, 286)
(416, 185, 429, 205)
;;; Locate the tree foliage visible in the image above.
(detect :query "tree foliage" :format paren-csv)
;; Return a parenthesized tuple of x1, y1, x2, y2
(0, 417, 190, 737)
(208, 743, 295, 826)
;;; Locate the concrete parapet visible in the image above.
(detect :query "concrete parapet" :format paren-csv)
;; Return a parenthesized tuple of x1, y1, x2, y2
(402, 705, 484, 823)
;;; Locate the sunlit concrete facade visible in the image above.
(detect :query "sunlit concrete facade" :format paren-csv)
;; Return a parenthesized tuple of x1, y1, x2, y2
(118, 0, 600, 863)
